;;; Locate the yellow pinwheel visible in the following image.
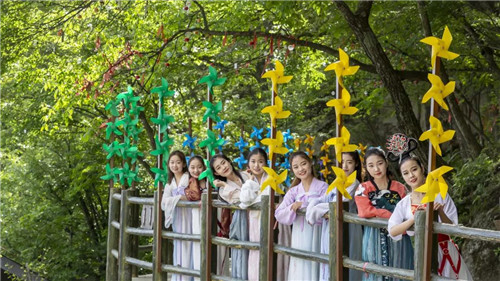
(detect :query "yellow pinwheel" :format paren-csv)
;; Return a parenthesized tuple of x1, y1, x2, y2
(261, 60, 293, 93)
(415, 166, 453, 203)
(326, 89, 359, 123)
(261, 96, 291, 128)
(325, 48, 360, 88)
(326, 127, 358, 163)
(419, 116, 455, 156)
(422, 74, 455, 111)
(262, 131, 289, 162)
(358, 143, 367, 162)
(320, 141, 330, 152)
(420, 26, 460, 69)
(306, 147, 315, 157)
(320, 166, 331, 178)
(293, 138, 301, 151)
(320, 154, 331, 166)
(304, 134, 315, 145)
(327, 167, 357, 199)
(261, 167, 286, 194)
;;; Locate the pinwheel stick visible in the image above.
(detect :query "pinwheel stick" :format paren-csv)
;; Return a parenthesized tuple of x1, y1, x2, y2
(266, 81, 278, 281)
(155, 92, 165, 274)
(423, 57, 441, 279)
(335, 77, 345, 280)
(204, 83, 214, 281)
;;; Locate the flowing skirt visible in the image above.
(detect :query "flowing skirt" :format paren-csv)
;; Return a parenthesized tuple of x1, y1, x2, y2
(229, 209, 249, 279)
(288, 215, 321, 280)
(172, 206, 193, 281)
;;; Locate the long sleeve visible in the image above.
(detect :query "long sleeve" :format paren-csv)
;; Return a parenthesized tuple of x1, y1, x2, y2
(305, 199, 329, 225)
(354, 183, 393, 218)
(239, 180, 260, 209)
(388, 196, 413, 241)
(275, 186, 299, 225)
(437, 193, 458, 224)
(161, 173, 188, 228)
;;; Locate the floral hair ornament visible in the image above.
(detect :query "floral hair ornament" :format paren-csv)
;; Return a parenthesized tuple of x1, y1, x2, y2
(386, 133, 418, 163)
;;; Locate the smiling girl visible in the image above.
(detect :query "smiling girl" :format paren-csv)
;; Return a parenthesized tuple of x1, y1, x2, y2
(275, 151, 328, 280)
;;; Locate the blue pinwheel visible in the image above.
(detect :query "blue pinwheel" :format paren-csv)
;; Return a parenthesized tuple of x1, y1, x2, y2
(284, 175, 291, 187)
(280, 157, 290, 170)
(265, 127, 272, 138)
(214, 120, 228, 133)
(250, 126, 263, 140)
(235, 136, 249, 152)
(250, 141, 262, 151)
(282, 129, 294, 143)
(218, 134, 228, 152)
(183, 134, 197, 150)
(234, 153, 248, 169)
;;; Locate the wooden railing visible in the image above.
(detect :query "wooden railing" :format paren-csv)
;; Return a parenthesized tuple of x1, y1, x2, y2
(106, 189, 500, 280)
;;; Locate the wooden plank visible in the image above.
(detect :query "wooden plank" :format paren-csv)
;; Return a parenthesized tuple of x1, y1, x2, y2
(434, 222, 500, 243)
(161, 264, 200, 277)
(112, 221, 121, 230)
(274, 245, 329, 264)
(414, 210, 425, 281)
(259, 195, 269, 281)
(343, 257, 413, 280)
(113, 193, 122, 201)
(344, 212, 389, 228)
(126, 227, 154, 237)
(200, 193, 208, 281)
(329, 201, 337, 281)
(128, 196, 154, 205)
(106, 188, 120, 280)
(211, 237, 260, 250)
(152, 191, 168, 281)
(125, 257, 153, 270)
(118, 189, 133, 281)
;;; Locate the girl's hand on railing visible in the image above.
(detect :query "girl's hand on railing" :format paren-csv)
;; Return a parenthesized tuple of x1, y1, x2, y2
(290, 201, 303, 212)
(213, 180, 226, 189)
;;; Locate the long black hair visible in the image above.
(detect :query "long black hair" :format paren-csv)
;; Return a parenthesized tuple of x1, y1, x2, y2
(289, 151, 316, 188)
(187, 155, 206, 179)
(247, 147, 268, 165)
(343, 151, 363, 183)
(209, 153, 244, 182)
(363, 147, 392, 181)
(167, 150, 188, 184)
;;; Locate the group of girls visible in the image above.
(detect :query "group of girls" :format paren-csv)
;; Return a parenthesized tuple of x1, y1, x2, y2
(161, 133, 472, 281)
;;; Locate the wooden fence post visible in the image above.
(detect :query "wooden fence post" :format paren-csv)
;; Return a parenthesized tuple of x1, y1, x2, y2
(118, 189, 137, 281)
(152, 190, 168, 281)
(106, 188, 120, 281)
(200, 193, 208, 281)
(259, 195, 270, 280)
(414, 211, 426, 281)
(329, 201, 337, 281)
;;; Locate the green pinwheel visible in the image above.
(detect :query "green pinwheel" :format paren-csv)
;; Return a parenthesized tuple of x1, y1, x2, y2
(105, 120, 123, 140)
(100, 163, 120, 182)
(198, 159, 215, 188)
(105, 99, 121, 117)
(129, 100, 144, 117)
(103, 140, 124, 159)
(151, 78, 176, 105)
(150, 135, 175, 158)
(123, 144, 144, 164)
(150, 109, 175, 134)
(117, 86, 140, 109)
(116, 162, 138, 186)
(202, 101, 223, 123)
(199, 129, 225, 156)
(151, 165, 169, 187)
(198, 66, 227, 93)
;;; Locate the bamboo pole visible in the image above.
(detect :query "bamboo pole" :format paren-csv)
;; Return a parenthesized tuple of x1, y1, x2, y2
(414, 211, 426, 281)
(205, 85, 214, 281)
(266, 80, 277, 281)
(154, 92, 166, 280)
(335, 77, 345, 280)
(423, 57, 441, 280)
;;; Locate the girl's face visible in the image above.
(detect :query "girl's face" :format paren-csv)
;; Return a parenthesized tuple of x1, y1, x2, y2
(169, 155, 185, 176)
(248, 153, 266, 176)
(400, 159, 425, 189)
(212, 157, 233, 178)
(365, 155, 387, 180)
(188, 158, 205, 179)
(342, 153, 356, 177)
(291, 156, 313, 181)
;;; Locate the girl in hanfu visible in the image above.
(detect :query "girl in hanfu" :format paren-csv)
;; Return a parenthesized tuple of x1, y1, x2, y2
(354, 147, 407, 281)
(306, 151, 364, 281)
(239, 148, 270, 281)
(275, 151, 328, 280)
(387, 134, 472, 280)
(211, 153, 251, 280)
(184, 155, 208, 281)
(161, 150, 193, 281)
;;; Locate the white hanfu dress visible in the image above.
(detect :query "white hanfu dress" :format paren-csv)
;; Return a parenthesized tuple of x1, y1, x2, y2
(161, 172, 193, 281)
(275, 178, 328, 281)
(306, 179, 362, 281)
(388, 193, 473, 280)
(239, 173, 270, 281)
(219, 173, 251, 280)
